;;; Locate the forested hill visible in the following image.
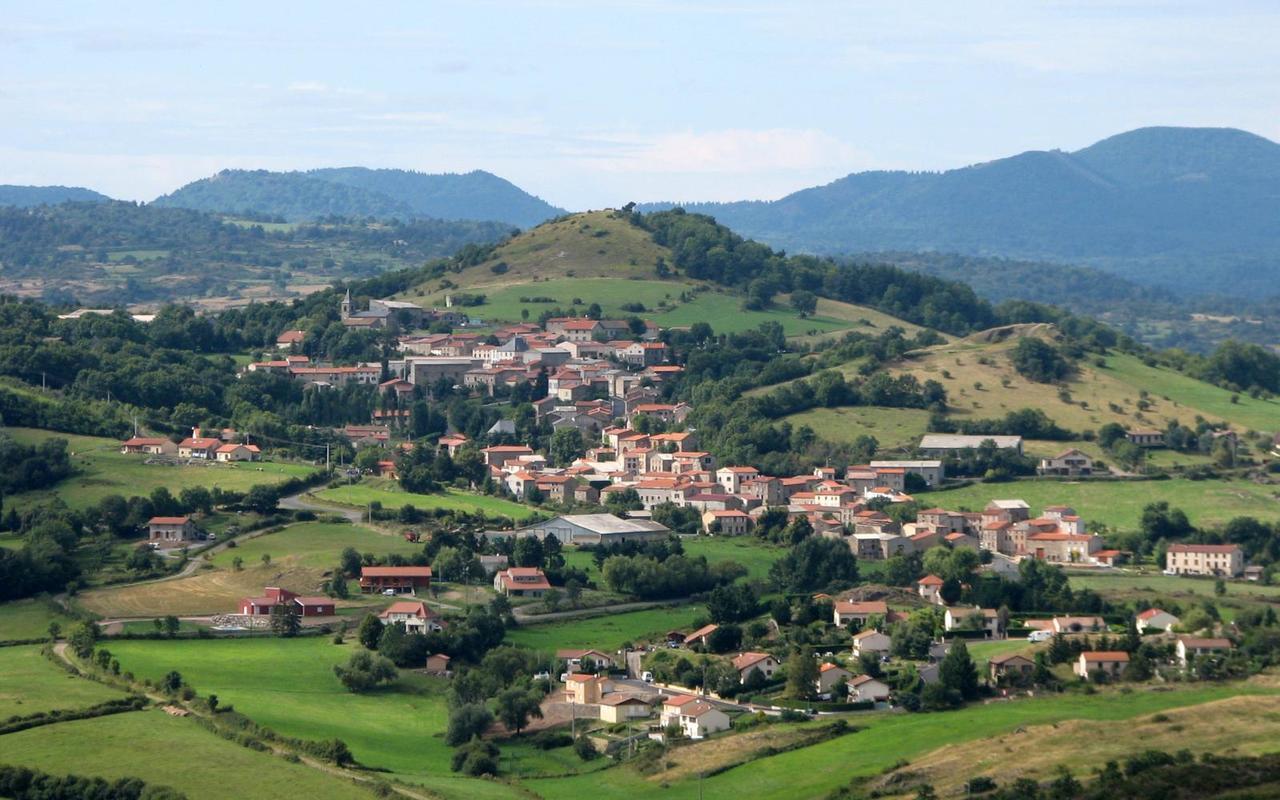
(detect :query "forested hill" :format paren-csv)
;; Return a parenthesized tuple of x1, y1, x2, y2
(639, 127, 1280, 299)
(0, 185, 112, 207)
(0, 201, 512, 306)
(152, 167, 565, 227)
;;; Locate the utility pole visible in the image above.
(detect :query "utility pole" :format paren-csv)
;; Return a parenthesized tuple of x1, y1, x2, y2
(325, 442, 330, 473)
(41, 371, 46, 391)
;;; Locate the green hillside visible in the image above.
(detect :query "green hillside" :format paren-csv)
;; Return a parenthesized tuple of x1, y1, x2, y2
(401, 210, 925, 336)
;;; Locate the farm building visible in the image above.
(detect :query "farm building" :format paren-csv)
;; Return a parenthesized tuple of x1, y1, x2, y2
(359, 566, 433, 595)
(239, 587, 335, 617)
(148, 516, 197, 544)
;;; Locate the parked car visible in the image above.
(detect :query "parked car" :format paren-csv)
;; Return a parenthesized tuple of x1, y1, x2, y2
(1028, 629, 1053, 643)
(641, 671, 654, 682)
(382, 588, 397, 596)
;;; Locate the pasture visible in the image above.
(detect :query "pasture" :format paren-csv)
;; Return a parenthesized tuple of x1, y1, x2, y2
(315, 481, 532, 520)
(207, 521, 421, 571)
(0, 597, 76, 640)
(0, 710, 373, 800)
(0, 645, 124, 718)
(504, 602, 705, 652)
(917, 477, 1280, 531)
(1068, 570, 1280, 620)
(783, 406, 933, 454)
(890, 335, 1277, 438)
(3, 426, 317, 510)
(528, 677, 1280, 799)
(77, 521, 412, 617)
(106, 638, 526, 800)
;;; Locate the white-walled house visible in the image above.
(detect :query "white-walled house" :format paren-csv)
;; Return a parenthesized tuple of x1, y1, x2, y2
(1135, 608, 1180, 634)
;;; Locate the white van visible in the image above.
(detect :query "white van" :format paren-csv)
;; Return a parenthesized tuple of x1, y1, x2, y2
(1027, 629, 1053, 643)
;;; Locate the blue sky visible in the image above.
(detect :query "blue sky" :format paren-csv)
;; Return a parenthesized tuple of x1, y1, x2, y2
(2, 1, 1277, 208)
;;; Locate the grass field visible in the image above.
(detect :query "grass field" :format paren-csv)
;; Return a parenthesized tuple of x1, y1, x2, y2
(207, 521, 422, 571)
(505, 603, 705, 652)
(315, 481, 532, 519)
(682, 536, 785, 582)
(917, 477, 1280, 531)
(0, 645, 124, 718)
(107, 638, 526, 800)
(1068, 570, 1280, 619)
(77, 521, 410, 617)
(0, 710, 373, 800)
(0, 597, 76, 640)
(889, 332, 1280, 438)
(3, 427, 318, 510)
(528, 677, 1280, 800)
(879, 692, 1280, 796)
(783, 406, 934, 454)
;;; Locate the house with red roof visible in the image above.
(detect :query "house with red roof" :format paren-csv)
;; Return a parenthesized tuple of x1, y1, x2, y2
(148, 516, 197, 544)
(1165, 543, 1244, 577)
(177, 427, 221, 459)
(732, 651, 780, 683)
(1074, 651, 1129, 678)
(1135, 608, 1180, 633)
(816, 662, 853, 696)
(239, 586, 335, 617)
(215, 443, 261, 462)
(378, 600, 444, 633)
(120, 437, 177, 456)
(916, 574, 945, 603)
(493, 567, 551, 597)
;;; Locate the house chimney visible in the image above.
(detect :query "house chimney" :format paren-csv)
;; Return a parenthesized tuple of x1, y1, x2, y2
(193, 426, 201, 440)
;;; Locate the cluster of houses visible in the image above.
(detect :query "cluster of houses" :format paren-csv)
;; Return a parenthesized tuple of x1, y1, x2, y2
(248, 309, 676, 409)
(121, 427, 262, 462)
(910, 500, 1117, 567)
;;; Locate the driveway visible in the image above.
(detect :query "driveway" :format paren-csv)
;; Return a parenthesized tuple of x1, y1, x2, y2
(280, 490, 365, 524)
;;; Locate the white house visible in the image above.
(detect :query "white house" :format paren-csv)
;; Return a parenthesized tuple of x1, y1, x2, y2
(848, 674, 891, 702)
(916, 575, 944, 603)
(377, 600, 444, 634)
(732, 652, 780, 683)
(1176, 636, 1233, 668)
(816, 663, 852, 697)
(851, 630, 892, 658)
(675, 701, 731, 739)
(943, 606, 1000, 635)
(598, 694, 652, 723)
(1135, 608, 1180, 634)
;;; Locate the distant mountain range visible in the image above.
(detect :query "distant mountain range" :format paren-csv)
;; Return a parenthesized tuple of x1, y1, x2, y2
(641, 127, 1280, 298)
(151, 168, 565, 228)
(0, 185, 111, 207)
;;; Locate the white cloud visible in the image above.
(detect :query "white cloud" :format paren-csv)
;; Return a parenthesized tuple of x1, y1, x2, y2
(586, 128, 870, 175)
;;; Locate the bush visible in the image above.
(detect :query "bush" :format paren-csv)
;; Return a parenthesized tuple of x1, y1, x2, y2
(450, 739, 500, 776)
(575, 735, 600, 761)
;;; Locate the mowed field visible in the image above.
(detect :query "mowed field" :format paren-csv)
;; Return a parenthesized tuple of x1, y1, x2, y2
(1068, 570, 1280, 620)
(0, 597, 77, 640)
(0, 645, 124, 717)
(107, 638, 526, 800)
(505, 603, 706, 652)
(528, 677, 1280, 800)
(3, 427, 318, 510)
(76, 521, 411, 617)
(917, 477, 1280, 531)
(206, 521, 421, 571)
(315, 481, 532, 520)
(0, 711, 373, 800)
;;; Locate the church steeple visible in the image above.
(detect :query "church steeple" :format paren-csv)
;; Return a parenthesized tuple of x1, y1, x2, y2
(341, 287, 352, 319)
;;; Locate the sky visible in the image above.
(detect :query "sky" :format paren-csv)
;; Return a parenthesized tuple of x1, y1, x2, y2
(2, 1, 1278, 209)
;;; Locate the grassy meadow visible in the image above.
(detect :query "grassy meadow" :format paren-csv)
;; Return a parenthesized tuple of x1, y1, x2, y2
(917, 477, 1280, 532)
(206, 521, 421, 571)
(3, 426, 317, 510)
(106, 638, 527, 799)
(0, 645, 124, 718)
(505, 603, 705, 652)
(0, 597, 77, 640)
(315, 481, 532, 519)
(529, 678, 1280, 800)
(0, 710, 374, 800)
(76, 521, 410, 617)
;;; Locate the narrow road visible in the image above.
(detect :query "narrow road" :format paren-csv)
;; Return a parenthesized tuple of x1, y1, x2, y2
(280, 490, 365, 524)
